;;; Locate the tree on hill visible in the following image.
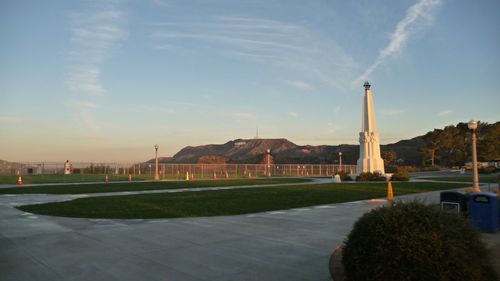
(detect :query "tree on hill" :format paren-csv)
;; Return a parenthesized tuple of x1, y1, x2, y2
(477, 122, 500, 161)
(421, 121, 499, 167)
(421, 129, 442, 166)
(381, 150, 397, 167)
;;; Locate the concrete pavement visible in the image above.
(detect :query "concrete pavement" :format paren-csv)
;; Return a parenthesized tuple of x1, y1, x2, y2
(0, 184, 452, 281)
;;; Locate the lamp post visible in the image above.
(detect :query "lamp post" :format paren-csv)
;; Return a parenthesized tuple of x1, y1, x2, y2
(266, 149, 271, 177)
(154, 144, 160, 181)
(468, 120, 480, 192)
(339, 152, 343, 172)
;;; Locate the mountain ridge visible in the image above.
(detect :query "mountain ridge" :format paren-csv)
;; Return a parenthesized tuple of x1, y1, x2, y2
(157, 121, 499, 166)
(154, 136, 425, 165)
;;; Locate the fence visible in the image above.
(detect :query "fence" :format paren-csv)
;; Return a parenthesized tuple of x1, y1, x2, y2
(1, 162, 357, 179)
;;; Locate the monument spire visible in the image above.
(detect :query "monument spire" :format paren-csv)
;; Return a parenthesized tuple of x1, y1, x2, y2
(362, 81, 377, 133)
(357, 81, 385, 174)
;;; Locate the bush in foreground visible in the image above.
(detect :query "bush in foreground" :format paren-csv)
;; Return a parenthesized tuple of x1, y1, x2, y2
(342, 202, 496, 281)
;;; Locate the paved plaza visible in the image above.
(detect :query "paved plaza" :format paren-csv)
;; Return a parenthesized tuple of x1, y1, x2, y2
(0, 182, 496, 281)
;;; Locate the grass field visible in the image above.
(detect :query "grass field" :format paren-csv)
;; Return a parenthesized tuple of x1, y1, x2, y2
(0, 174, 154, 184)
(0, 178, 310, 195)
(420, 175, 498, 183)
(17, 182, 469, 219)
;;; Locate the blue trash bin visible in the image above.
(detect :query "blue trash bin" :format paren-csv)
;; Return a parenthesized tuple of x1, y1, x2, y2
(470, 192, 499, 233)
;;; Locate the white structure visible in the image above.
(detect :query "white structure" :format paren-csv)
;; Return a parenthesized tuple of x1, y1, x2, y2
(64, 160, 72, 175)
(332, 174, 341, 183)
(356, 82, 385, 174)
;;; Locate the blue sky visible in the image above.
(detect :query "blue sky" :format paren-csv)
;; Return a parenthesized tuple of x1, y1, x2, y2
(1, 0, 499, 162)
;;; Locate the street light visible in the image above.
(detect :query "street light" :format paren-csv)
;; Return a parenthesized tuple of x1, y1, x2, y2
(339, 152, 343, 172)
(266, 149, 271, 177)
(154, 144, 160, 181)
(467, 120, 480, 192)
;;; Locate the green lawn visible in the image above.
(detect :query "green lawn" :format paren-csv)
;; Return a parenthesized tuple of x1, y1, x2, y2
(420, 175, 498, 183)
(0, 178, 310, 195)
(17, 182, 469, 219)
(0, 174, 153, 184)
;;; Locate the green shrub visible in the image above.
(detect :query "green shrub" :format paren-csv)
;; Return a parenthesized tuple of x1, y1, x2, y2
(342, 202, 496, 281)
(356, 172, 386, 182)
(338, 171, 353, 181)
(390, 169, 410, 181)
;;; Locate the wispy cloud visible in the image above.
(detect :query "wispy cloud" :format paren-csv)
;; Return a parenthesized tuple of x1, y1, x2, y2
(149, 16, 358, 89)
(152, 44, 174, 50)
(66, 66, 105, 96)
(353, 0, 441, 87)
(284, 80, 314, 92)
(287, 112, 298, 118)
(438, 109, 452, 116)
(66, 1, 126, 130)
(65, 99, 100, 130)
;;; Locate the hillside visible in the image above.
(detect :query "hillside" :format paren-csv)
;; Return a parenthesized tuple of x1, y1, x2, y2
(158, 121, 499, 166)
(155, 137, 426, 165)
(2, 122, 496, 167)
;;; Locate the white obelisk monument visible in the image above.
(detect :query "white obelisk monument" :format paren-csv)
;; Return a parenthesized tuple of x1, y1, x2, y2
(356, 81, 385, 174)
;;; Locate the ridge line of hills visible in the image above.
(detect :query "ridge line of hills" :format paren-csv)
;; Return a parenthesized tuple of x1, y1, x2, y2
(153, 136, 424, 166)
(153, 121, 499, 166)
(1, 122, 497, 167)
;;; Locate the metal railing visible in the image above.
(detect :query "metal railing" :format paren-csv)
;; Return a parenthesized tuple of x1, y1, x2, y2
(1, 162, 356, 179)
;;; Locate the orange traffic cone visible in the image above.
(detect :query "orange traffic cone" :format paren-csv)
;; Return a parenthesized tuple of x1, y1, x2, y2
(248, 172, 252, 180)
(213, 172, 217, 180)
(185, 171, 190, 181)
(225, 172, 229, 179)
(387, 181, 394, 203)
(191, 173, 195, 180)
(105, 175, 109, 183)
(128, 174, 132, 183)
(17, 176, 23, 186)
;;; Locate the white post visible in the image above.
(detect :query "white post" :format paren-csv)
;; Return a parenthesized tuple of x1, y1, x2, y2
(468, 120, 480, 192)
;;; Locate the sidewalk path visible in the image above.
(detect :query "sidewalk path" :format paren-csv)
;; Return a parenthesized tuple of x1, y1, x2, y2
(1, 181, 498, 281)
